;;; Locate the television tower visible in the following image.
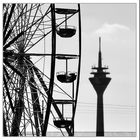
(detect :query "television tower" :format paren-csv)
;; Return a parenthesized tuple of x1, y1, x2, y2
(89, 37, 111, 136)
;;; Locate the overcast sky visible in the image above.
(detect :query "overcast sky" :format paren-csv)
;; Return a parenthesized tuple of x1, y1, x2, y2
(75, 3, 136, 132)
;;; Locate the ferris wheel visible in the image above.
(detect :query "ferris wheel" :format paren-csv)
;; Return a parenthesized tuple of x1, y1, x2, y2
(3, 3, 81, 136)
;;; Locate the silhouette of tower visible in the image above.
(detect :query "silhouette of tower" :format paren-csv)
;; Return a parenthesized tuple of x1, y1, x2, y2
(89, 37, 111, 136)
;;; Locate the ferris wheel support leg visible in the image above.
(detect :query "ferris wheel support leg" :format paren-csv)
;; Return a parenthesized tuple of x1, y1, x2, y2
(29, 67, 44, 131)
(10, 42, 26, 136)
(3, 114, 8, 136)
(10, 75, 25, 136)
(10, 97, 24, 136)
(29, 78, 40, 136)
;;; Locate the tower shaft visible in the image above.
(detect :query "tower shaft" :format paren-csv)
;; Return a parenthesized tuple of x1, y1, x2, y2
(97, 94, 104, 136)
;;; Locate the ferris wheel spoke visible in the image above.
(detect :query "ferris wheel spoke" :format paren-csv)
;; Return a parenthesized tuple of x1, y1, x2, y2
(3, 4, 15, 37)
(3, 4, 9, 28)
(24, 85, 36, 136)
(23, 5, 33, 46)
(4, 31, 24, 50)
(4, 4, 27, 45)
(4, 5, 51, 51)
(33, 66, 49, 94)
(25, 4, 51, 46)
(3, 11, 8, 29)
(3, 66, 11, 81)
(28, 70, 44, 131)
(24, 4, 41, 49)
(25, 60, 45, 132)
(25, 60, 48, 133)
(24, 7, 51, 52)
(4, 77, 16, 103)
(7, 73, 19, 96)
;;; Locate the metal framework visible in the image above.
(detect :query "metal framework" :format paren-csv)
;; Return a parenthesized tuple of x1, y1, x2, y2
(3, 3, 81, 136)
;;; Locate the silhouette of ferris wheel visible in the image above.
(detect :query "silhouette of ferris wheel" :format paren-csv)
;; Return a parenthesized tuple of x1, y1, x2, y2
(3, 3, 81, 136)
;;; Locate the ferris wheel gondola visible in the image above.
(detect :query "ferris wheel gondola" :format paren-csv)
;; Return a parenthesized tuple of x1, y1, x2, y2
(55, 8, 77, 38)
(56, 56, 77, 83)
(53, 99, 74, 128)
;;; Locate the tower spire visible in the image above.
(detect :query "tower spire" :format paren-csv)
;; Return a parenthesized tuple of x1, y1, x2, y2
(98, 37, 102, 69)
(99, 36, 101, 52)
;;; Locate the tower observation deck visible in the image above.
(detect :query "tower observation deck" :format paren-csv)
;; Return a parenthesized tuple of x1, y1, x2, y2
(89, 37, 111, 136)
